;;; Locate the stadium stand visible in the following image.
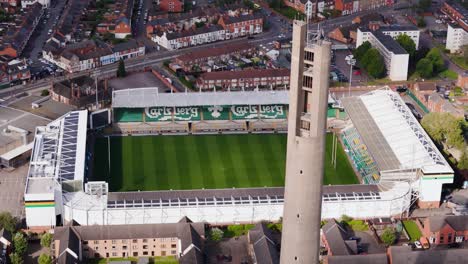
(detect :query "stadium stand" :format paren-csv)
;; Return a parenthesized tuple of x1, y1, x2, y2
(111, 90, 289, 134)
(342, 126, 380, 184)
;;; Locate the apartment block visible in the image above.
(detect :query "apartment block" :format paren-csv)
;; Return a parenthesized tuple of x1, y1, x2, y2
(356, 25, 419, 81)
(53, 217, 204, 264)
(446, 23, 468, 53)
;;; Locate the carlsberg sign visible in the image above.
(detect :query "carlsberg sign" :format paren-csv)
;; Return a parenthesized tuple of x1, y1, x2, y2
(145, 107, 200, 121)
(231, 105, 286, 119)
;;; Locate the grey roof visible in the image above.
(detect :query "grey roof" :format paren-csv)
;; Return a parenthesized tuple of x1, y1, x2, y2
(222, 13, 263, 24)
(379, 25, 419, 32)
(389, 246, 468, 263)
(428, 215, 468, 232)
(248, 223, 279, 264)
(112, 39, 143, 53)
(322, 219, 356, 256)
(108, 185, 381, 203)
(112, 90, 289, 108)
(341, 96, 400, 171)
(55, 223, 205, 249)
(372, 31, 407, 55)
(179, 248, 204, 264)
(327, 253, 388, 264)
(55, 227, 80, 264)
(54, 219, 205, 256)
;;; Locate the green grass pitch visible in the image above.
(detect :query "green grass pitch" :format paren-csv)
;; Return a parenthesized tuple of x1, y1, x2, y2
(93, 134, 358, 192)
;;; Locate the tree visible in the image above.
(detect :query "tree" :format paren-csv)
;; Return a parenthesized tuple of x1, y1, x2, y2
(38, 253, 52, 264)
(209, 227, 224, 241)
(354, 41, 371, 61)
(421, 112, 467, 151)
(458, 149, 468, 170)
(0, 212, 17, 233)
(426, 48, 446, 73)
(381, 227, 397, 246)
(40, 233, 52, 248)
(41, 89, 50, 96)
(366, 53, 386, 78)
(416, 58, 434, 78)
(117, 59, 126, 78)
(361, 48, 380, 68)
(340, 215, 353, 223)
(9, 252, 23, 264)
(396, 34, 416, 59)
(13, 233, 28, 256)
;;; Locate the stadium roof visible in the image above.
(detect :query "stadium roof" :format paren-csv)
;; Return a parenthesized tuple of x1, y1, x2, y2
(25, 110, 88, 194)
(342, 88, 453, 175)
(112, 89, 289, 108)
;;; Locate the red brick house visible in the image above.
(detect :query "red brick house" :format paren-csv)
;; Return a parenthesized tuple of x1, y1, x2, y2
(196, 68, 290, 90)
(159, 0, 184, 12)
(218, 13, 263, 38)
(413, 82, 436, 106)
(174, 42, 255, 72)
(419, 215, 468, 245)
(282, 0, 308, 13)
(335, 0, 358, 15)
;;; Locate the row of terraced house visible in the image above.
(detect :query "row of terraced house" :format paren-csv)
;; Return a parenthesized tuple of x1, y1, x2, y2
(283, 0, 394, 17)
(42, 38, 145, 73)
(150, 12, 263, 50)
(0, 2, 44, 59)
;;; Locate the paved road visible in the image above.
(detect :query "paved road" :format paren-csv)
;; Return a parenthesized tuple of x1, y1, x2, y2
(22, 0, 68, 61)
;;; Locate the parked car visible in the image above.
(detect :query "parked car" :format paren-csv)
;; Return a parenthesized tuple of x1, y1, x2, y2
(414, 241, 423, 249)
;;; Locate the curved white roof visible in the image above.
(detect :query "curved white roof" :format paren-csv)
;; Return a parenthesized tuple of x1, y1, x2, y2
(343, 88, 453, 175)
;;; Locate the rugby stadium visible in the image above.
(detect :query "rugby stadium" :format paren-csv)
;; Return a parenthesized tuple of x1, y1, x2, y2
(24, 87, 451, 229)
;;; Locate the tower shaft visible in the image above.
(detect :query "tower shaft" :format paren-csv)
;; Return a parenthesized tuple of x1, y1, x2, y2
(280, 21, 331, 264)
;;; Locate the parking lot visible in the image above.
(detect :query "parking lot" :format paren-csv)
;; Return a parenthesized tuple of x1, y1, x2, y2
(332, 50, 368, 85)
(9, 94, 75, 120)
(0, 164, 28, 218)
(108, 71, 172, 92)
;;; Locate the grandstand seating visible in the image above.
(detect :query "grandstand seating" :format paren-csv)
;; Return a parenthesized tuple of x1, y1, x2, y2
(112, 105, 289, 134)
(341, 126, 380, 184)
(192, 121, 246, 132)
(250, 120, 288, 132)
(114, 108, 144, 122)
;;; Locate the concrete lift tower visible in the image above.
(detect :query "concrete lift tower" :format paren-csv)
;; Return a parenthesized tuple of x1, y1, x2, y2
(280, 20, 331, 264)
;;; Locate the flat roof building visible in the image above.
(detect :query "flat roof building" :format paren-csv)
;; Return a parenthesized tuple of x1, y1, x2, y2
(356, 25, 419, 81)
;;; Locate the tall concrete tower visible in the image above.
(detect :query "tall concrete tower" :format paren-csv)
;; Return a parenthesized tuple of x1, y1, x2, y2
(280, 21, 331, 264)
